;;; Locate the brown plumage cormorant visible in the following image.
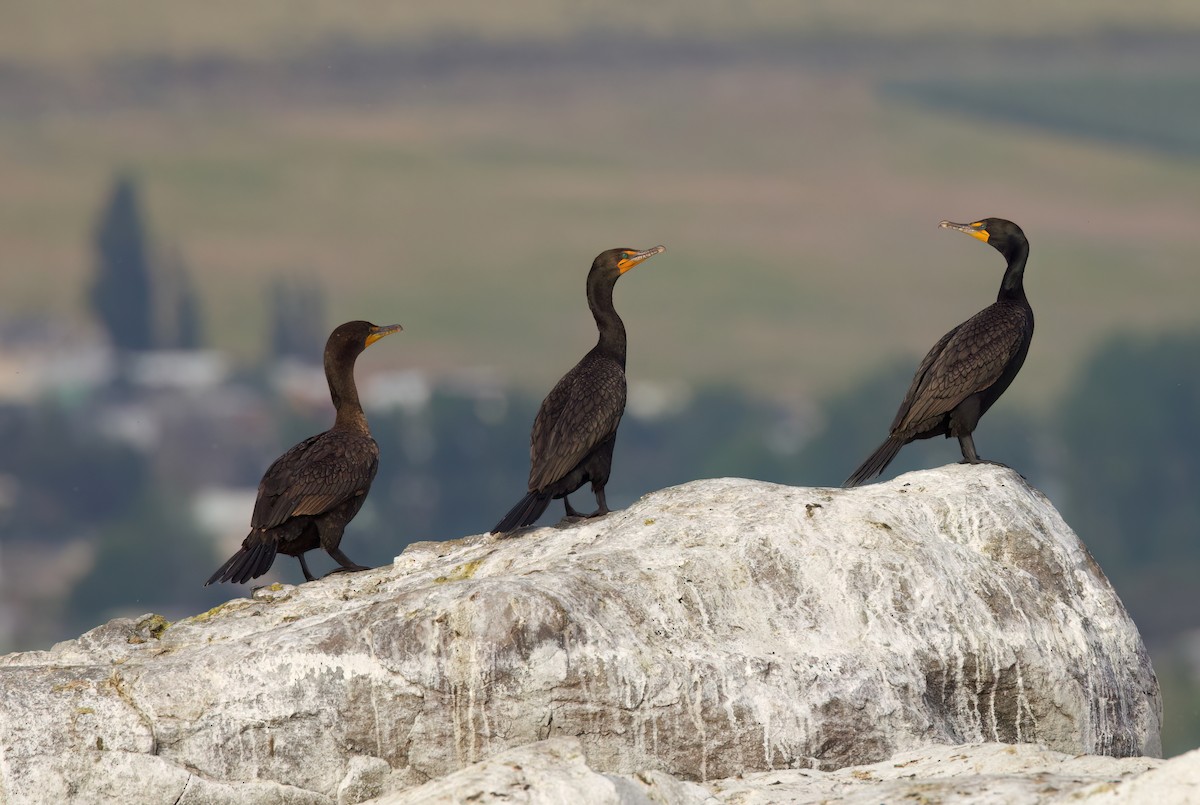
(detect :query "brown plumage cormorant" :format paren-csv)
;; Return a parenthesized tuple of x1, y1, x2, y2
(206, 320, 402, 584)
(491, 245, 665, 534)
(844, 218, 1033, 487)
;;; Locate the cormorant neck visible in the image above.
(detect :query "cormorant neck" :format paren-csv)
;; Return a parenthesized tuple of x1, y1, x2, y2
(327, 350, 370, 432)
(997, 239, 1030, 303)
(587, 271, 626, 364)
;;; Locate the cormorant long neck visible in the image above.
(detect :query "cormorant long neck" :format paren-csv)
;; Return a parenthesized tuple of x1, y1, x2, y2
(997, 238, 1030, 303)
(327, 349, 369, 432)
(587, 271, 627, 365)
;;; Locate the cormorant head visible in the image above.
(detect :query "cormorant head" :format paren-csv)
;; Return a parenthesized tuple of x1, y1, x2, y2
(939, 218, 1027, 263)
(324, 320, 403, 363)
(591, 245, 666, 281)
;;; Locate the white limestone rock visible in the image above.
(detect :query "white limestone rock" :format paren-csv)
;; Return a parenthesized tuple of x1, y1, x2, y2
(7, 749, 331, 805)
(369, 736, 710, 805)
(0, 466, 1161, 804)
(368, 738, 1193, 805)
(1081, 744, 1200, 803)
(706, 741, 1163, 804)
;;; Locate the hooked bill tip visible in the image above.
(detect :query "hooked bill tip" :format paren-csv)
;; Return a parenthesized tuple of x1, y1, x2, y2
(938, 220, 977, 232)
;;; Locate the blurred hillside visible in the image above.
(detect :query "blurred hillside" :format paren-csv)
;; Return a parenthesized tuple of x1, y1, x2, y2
(1, 3, 1199, 406)
(7, 1, 1200, 67)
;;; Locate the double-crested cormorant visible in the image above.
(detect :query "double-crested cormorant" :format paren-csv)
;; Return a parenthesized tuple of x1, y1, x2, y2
(844, 218, 1033, 487)
(206, 320, 402, 584)
(491, 245, 665, 534)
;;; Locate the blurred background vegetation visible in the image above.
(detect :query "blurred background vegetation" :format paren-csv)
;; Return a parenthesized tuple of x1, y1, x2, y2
(0, 0, 1198, 756)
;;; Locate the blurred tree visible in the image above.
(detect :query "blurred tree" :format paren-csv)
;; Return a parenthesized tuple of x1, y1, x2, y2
(65, 487, 224, 634)
(90, 174, 155, 352)
(301, 391, 539, 565)
(619, 386, 794, 491)
(1154, 650, 1200, 757)
(268, 276, 326, 362)
(791, 361, 918, 487)
(1057, 330, 1200, 640)
(159, 244, 206, 350)
(0, 403, 146, 542)
(175, 279, 204, 350)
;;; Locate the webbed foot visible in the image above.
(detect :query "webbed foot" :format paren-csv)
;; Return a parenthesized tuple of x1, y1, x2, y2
(322, 564, 370, 578)
(958, 458, 1011, 468)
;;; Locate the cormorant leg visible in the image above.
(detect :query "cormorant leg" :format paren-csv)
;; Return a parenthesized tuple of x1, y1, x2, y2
(322, 547, 370, 577)
(563, 495, 584, 518)
(584, 486, 611, 519)
(297, 553, 317, 582)
(958, 433, 981, 464)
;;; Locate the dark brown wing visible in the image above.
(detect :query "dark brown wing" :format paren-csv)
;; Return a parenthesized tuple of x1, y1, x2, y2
(891, 302, 1030, 436)
(527, 351, 625, 492)
(251, 429, 380, 530)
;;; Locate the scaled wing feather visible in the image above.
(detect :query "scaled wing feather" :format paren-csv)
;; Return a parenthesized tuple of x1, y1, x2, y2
(892, 305, 1029, 436)
(527, 357, 625, 492)
(252, 432, 380, 529)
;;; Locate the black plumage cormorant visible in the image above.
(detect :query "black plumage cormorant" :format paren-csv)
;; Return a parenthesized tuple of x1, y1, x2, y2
(206, 320, 402, 584)
(844, 218, 1033, 487)
(491, 245, 665, 534)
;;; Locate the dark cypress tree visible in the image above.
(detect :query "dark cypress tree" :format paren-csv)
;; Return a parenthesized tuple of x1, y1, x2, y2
(268, 275, 326, 362)
(160, 244, 205, 350)
(175, 273, 205, 350)
(90, 175, 155, 352)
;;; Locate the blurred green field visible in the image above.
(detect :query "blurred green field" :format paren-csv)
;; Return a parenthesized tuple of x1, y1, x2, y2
(891, 75, 1200, 158)
(1, 9, 1199, 410)
(6, 1, 1200, 68)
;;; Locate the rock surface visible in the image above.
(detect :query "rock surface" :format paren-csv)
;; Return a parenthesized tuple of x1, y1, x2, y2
(0, 466, 1161, 803)
(371, 736, 709, 805)
(374, 738, 1195, 805)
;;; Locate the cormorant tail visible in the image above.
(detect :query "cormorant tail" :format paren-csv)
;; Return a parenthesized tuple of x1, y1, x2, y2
(491, 491, 551, 535)
(844, 437, 905, 488)
(205, 538, 278, 585)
